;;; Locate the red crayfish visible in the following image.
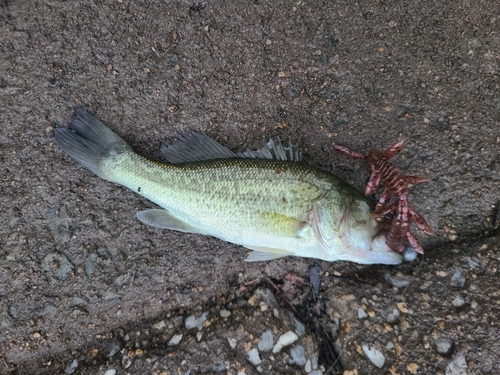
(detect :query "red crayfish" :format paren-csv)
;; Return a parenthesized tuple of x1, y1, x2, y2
(334, 140, 433, 254)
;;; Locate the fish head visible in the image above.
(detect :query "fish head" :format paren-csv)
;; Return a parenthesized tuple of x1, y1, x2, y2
(312, 196, 403, 265)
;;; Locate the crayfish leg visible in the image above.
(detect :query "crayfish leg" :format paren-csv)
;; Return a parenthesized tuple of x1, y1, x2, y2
(383, 139, 406, 159)
(407, 231, 424, 254)
(409, 205, 434, 234)
(365, 169, 381, 195)
(333, 145, 366, 159)
(375, 188, 392, 212)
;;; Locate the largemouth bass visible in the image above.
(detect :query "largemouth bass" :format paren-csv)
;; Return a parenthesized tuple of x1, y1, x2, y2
(53, 109, 403, 264)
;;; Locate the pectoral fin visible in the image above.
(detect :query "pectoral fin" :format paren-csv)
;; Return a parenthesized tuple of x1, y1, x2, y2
(244, 245, 291, 262)
(137, 209, 201, 234)
(258, 211, 309, 238)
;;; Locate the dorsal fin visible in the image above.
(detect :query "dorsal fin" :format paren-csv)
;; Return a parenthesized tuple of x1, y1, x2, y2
(161, 132, 237, 164)
(238, 138, 302, 162)
(161, 132, 303, 164)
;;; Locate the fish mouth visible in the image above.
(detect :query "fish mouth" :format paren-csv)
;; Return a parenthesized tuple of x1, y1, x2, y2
(365, 231, 403, 265)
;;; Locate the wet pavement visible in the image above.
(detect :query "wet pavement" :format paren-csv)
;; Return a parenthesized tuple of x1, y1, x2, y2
(1, 0, 500, 374)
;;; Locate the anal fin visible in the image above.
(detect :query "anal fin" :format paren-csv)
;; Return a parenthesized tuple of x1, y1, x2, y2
(244, 245, 291, 262)
(137, 209, 201, 234)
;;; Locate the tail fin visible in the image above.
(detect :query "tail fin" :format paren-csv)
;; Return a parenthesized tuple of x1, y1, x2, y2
(53, 108, 132, 181)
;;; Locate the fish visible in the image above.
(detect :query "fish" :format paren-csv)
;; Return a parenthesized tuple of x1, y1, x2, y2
(53, 108, 404, 265)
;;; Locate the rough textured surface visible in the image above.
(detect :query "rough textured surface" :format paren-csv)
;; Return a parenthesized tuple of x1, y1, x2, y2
(1, 0, 500, 374)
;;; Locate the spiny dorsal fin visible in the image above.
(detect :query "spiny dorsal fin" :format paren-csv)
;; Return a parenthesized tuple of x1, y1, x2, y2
(238, 138, 302, 162)
(161, 132, 303, 164)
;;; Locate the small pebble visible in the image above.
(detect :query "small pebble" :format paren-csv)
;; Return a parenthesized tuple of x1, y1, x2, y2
(258, 330, 274, 352)
(104, 370, 116, 375)
(289, 345, 306, 366)
(385, 269, 410, 288)
(65, 359, 78, 375)
(450, 270, 465, 288)
(362, 344, 385, 368)
(106, 341, 123, 358)
(121, 356, 132, 369)
(309, 371, 323, 375)
(357, 308, 368, 319)
(168, 334, 183, 346)
(305, 359, 312, 372)
(386, 309, 400, 324)
(464, 257, 480, 269)
(311, 354, 318, 369)
(331, 318, 340, 340)
(228, 338, 237, 349)
(185, 311, 208, 330)
(196, 331, 203, 341)
(294, 318, 305, 336)
(41, 251, 74, 280)
(402, 246, 418, 261)
(435, 337, 454, 356)
(8, 305, 17, 319)
(152, 320, 166, 331)
(273, 331, 298, 353)
(452, 296, 465, 307)
(248, 348, 262, 365)
(212, 363, 227, 373)
(220, 309, 231, 318)
(446, 353, 467, 375)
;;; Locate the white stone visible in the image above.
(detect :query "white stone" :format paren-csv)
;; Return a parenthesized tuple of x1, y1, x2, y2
(152, 320, 166, 331)
(65, 359, 78, 375)
(220, 309, 231, 318)
(272, 331, 298, 353)
(305, 359, 312, 372)
(185, 311, 208, 330)
(289, 345, 306, 366)
(446, 354, 467, 375)
(294, 318, 305, 336)
(258, 330, 274, 352)
(311, 354, 318, 369)
(248, 348, 262, 365)
(228, 338, 237, 349)
(362, 344, 385, 368)
(104, 370, 116, 375)
(168, 334, 183, 346)
(357, 308, 368, 319)
(452, 296, 465, 307)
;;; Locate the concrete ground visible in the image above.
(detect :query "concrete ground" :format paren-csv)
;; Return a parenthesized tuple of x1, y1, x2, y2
(1, 0, 499, 374)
